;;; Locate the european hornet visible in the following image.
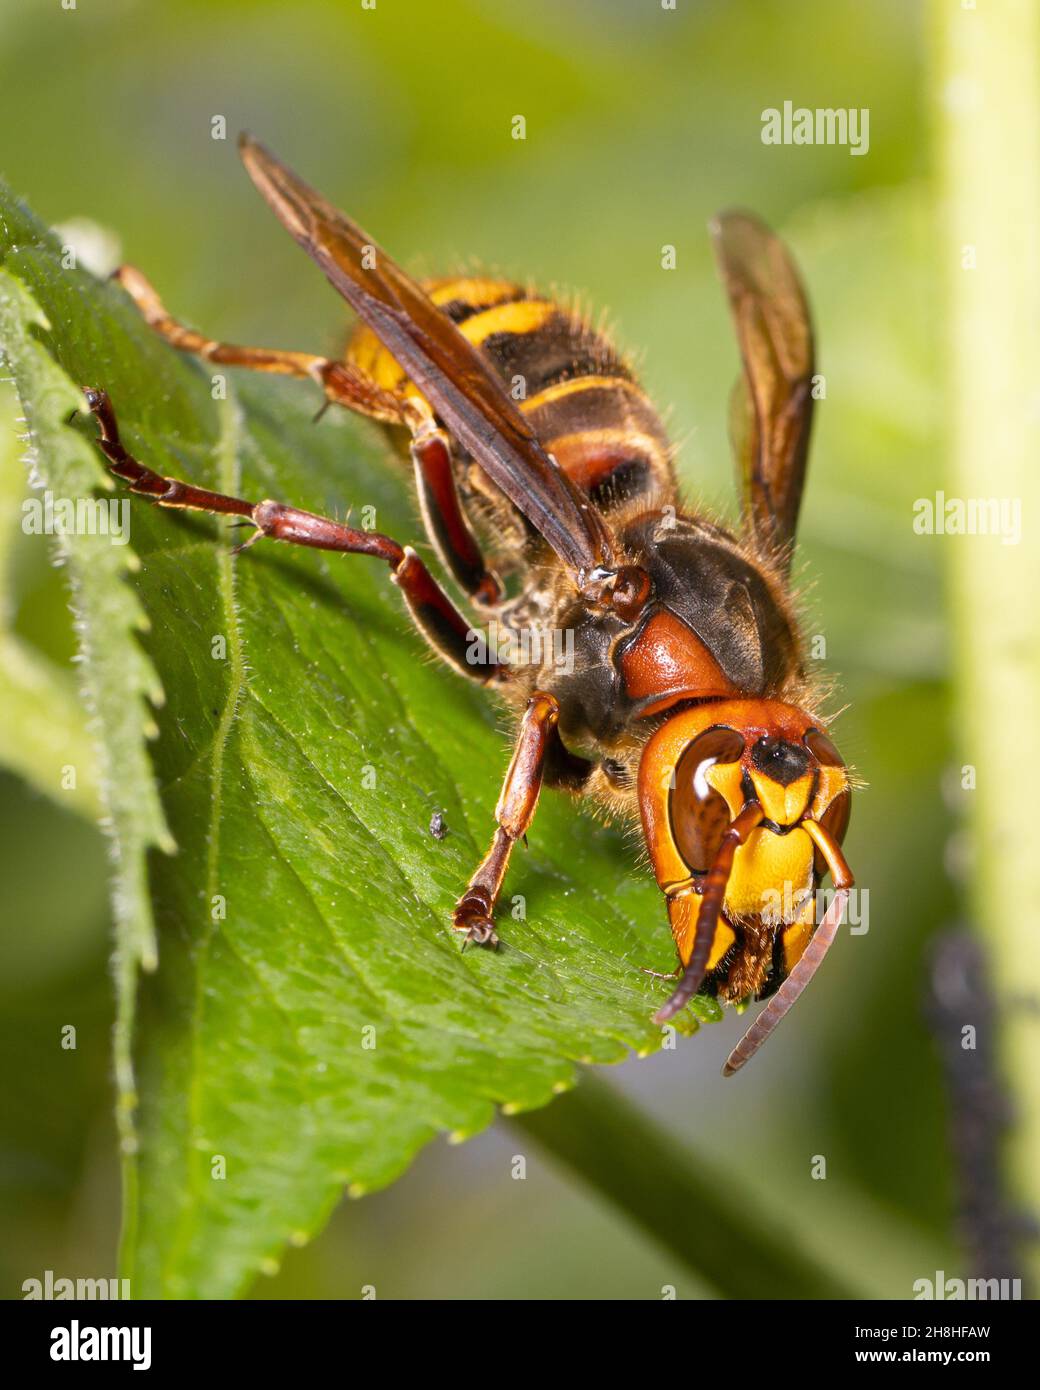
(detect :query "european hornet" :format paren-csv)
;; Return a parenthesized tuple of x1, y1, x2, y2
(85, 135, 854, 1075)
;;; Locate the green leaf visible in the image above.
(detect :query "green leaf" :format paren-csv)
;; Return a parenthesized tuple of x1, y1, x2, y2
(0, 409, 99, 817)
(0, 628, 101, 820)
(0, 219, 175, 1201)
(0, 387, 101, 819)
(0, 183, 722, 1298)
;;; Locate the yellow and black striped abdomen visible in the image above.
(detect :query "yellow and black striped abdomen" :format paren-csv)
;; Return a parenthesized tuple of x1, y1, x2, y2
(345, 276, 674, 513)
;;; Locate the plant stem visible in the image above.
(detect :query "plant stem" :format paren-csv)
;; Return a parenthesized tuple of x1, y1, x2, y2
(512, 1072, 861, 1300)
(933, 0, 1040, 1289)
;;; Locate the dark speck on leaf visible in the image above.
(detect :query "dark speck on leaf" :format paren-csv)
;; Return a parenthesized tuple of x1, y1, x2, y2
(429, 811, 448, 841)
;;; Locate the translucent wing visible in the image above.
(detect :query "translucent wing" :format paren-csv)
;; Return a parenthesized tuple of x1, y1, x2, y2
(239, 135, 614, 578)
(712, 211, 815, 571)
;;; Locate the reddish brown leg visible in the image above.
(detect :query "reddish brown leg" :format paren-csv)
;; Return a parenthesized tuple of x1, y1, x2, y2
(83, 387, 503, 683)
(116, 265, 505, 607)
(452, 692, 559, 947)
(411, 423, 503, 607)
(113, 265, 405, 423)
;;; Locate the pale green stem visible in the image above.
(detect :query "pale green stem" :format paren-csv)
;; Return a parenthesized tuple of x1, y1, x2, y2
(933, 0, 1040, 1288)
(513, 1073, 862, 1299)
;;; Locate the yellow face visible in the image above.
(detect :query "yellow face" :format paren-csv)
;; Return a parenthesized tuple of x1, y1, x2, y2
(638, 699, 851, 992)
(702, 755, 816, 922)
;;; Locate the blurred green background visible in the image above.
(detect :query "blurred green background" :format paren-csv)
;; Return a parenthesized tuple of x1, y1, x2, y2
(0, 0, 978, 1298)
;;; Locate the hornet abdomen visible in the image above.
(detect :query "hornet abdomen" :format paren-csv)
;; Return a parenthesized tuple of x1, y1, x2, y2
(346, 276, 674, 515)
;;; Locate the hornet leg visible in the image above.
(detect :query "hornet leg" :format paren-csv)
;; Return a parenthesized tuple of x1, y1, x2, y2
(115, 266, 504, 606)
(83, 387, 503, 684)
(452, 692, 560, 947)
